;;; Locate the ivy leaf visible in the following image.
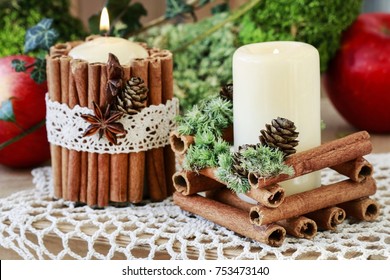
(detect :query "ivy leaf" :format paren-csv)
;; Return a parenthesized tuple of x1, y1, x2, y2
(30, 58, 46, 84)
(0, 100, 16, 123)
(11, 59, 27, 72)
(165, 0, 194, 19)
(24, 18, 59, 53)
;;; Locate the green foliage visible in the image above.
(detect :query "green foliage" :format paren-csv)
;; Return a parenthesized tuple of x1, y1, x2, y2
(238, 0, 362, 72)
(11, 19, 58, 84)
(216, 152, 251, 193)
(135, 12, 237, 111)
(177, 96, 233, 136)
(183, 134, 230, 171)
(88, 0, 147, 37)
(239, 146, 294, 178)
(0, 100, 16, 123)
(216, 145, 294, 193)
(24, 18, 58, 53)
(11, 60, 26, 72)
(178, 97, 233, 171)
(0, 0, 86, 57)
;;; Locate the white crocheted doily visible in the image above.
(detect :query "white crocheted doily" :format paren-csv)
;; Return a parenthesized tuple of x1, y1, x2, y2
(46, 94, 179, 154)
(1, 153, 389, 260)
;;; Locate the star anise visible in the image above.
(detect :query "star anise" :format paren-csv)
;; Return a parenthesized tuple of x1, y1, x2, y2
(81, 102, 126, 145)
(106, 53, 124, 106)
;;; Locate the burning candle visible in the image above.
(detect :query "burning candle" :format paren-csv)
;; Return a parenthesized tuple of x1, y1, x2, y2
(68, 7, 148, 64)
(233, 41, 321, 195)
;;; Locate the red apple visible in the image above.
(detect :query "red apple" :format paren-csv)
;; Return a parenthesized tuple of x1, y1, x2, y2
(0, 55, 50, 168)
(324, 13, 390, 133)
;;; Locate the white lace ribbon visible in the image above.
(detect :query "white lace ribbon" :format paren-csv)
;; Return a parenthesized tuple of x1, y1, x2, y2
(45, 94, 179, 154)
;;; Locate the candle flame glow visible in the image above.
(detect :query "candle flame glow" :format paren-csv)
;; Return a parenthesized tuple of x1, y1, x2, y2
(99, 7, 110, 34)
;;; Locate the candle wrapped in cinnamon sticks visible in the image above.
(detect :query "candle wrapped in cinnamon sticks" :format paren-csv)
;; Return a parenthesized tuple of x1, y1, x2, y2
(46, 41, 176, 207)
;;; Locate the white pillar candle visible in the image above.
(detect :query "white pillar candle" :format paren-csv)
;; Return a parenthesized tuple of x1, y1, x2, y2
(233, 41, 321, 195)
(68, 36, 148, 65)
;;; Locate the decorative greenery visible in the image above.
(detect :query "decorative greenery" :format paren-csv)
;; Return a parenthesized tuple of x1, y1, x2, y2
(177, 96, 233, 136)
(11, 18, 59, 84)
(216, 145, 293, 193)
(216, 152, 250, 193)
(239, 146, 294, 179)
(23, 18, 59, 53)
(183, 134, 230, 171)
(177, 95, 294, 193)
(0, 0, 85, 57)
(238, 0, 362, 72)
(136, 12, 237, 111)
(0, 100, 16, 123)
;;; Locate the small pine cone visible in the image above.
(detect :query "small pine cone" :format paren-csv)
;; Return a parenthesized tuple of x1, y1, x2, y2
(219, 83, 233, 102)
(259, 117, 299, 157)
(116, 77, 148, 115)
(231, 151, 248, 177)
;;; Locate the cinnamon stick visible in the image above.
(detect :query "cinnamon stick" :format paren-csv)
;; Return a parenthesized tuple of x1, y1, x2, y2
(60, 56, 71, 199)
(206, 188, 253, 212)
(305, 206, 346, 231)
(169, 131, 195, 155)
(338, 197, 380, 222)
(198, 167, 285, 208)
(46, 55, 62, 198)
(246, 184, 285, 208)
(156, 50, 176, 197)
(173, 192, 286, 247)
(108, 55, 128, 203)
(248, 131, 372, 188)
(250, 176, 377, 226)
(72, 59, 88, 203)
(146, 58, 167, 201)
(97, 64, 110, 207)
(172, 171, 225, 195)
(207, 188, 316, 239)
(128, 59, 149, 203)
(86, 63, 101, 206)
(49, 43, 72, 56)
(330, 157, 373, 183)
(276, 216, 317, 239)
(67, 61, 81, 202)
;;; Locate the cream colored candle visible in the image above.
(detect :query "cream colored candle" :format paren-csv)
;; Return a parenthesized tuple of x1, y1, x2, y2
(68, 37, 148, 65)
(233, 41, 321, 195)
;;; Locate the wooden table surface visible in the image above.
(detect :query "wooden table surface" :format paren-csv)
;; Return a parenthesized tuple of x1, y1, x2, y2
(1, 97, 389, 259)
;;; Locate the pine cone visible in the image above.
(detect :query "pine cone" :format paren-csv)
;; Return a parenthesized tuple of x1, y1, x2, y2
(259, 117, 299, 157)
(116, 77, 148, 115)
(231, 144, 260, 177)
(231, 151, 248, 177)
(219, 83, 233, 102)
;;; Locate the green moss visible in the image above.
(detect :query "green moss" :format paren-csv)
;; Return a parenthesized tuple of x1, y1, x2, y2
(0, 0, 86, 57)
(215, 145, 293, 193)
(238, 0, 362, 72)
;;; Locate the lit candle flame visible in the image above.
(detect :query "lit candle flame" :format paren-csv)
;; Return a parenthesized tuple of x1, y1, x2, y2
(99, 7, 110, 34)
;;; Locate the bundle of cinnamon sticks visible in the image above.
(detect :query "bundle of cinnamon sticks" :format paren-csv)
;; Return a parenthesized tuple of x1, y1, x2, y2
(171, 130, 380, 247)
(46, 41, 176, 207)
